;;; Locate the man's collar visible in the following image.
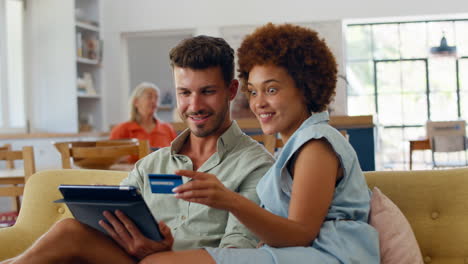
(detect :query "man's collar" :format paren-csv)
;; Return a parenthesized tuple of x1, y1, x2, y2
(170, 128, 191, 154)
(170, 121, 243, 156)
(216, 120, 243, 156)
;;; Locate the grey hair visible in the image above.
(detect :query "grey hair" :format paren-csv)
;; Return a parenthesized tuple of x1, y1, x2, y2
(129, 82, 160, 122)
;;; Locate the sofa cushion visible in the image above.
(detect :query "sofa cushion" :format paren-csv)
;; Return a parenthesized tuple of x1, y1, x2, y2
(370, 187, 423, 264)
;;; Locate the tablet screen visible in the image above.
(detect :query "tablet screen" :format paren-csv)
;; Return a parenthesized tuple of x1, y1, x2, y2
(58, 185, 141, 201)
(55, 184, 164, 241)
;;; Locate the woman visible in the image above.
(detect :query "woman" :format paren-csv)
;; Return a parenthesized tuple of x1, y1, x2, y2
(110, 82, 177, 162)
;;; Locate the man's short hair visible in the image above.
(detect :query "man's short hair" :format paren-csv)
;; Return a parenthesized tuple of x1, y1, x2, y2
(169, 35, 235, 85)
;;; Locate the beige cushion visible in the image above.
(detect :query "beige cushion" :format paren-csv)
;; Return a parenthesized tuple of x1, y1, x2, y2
(370, 187, 423, 264)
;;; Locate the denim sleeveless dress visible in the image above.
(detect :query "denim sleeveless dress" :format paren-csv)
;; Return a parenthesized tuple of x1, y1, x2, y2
(206, 112, 380, 263)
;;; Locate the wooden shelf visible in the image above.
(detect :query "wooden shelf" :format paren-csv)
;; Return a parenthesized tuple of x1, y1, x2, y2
(77, 93, 100, 99)
(158, 106, 173, 111)
(75, 21, 99, 32)
(77, 57, 100, 65)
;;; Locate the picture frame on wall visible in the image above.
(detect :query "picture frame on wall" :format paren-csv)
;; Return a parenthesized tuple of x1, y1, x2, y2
(159, 92, 174, 110)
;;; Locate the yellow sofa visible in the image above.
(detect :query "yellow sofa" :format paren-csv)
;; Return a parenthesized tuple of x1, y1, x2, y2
(365, 168, 468, 264)
(1, 168, 468, 263)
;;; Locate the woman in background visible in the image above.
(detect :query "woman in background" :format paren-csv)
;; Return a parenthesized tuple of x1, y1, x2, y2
(110, 82, 177, 162)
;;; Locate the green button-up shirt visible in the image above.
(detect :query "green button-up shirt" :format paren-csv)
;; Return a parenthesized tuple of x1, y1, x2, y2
(121, 121, 274, 250)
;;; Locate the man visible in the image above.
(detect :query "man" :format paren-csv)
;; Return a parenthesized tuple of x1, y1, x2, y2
(1, 36, 273, 264)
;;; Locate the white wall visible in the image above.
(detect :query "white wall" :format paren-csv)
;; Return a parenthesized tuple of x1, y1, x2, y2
(101, 0, 468, 31)
(100, 0, 468, 127)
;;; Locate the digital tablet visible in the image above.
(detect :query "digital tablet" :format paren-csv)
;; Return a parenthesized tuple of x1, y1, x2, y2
(54, 185, 164, 241)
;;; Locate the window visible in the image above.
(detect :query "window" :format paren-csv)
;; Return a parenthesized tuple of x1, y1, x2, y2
(346, 19, 468, 170)
(0, 0, 25, 133)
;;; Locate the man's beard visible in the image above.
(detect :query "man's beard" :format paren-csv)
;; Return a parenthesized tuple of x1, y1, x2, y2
(181, 100, 230, 138)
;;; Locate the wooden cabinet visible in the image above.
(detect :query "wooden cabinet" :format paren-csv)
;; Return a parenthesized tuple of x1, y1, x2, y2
(26, 0, 102, 133)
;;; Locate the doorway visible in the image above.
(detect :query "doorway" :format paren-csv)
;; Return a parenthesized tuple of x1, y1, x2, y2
(122, 30, 193, 122)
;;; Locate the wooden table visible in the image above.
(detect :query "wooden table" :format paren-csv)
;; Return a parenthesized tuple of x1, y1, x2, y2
(409, 139, 431, 170)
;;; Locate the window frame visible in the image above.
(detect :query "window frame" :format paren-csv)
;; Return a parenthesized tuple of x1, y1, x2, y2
(0, 0, 8, 129)
(346, 18, 468, 169)
(0, 0, 27, 133)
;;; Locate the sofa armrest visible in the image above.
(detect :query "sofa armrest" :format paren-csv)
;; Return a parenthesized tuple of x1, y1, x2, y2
(0, 225, 37, 259)
(0, 169, 127, 260)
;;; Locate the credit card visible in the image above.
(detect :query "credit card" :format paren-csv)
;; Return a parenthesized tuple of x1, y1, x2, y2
(148, 174, 183, 194)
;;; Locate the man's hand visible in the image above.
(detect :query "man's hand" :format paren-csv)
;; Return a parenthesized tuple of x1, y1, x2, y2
(173, 169, 238, 210)
(99, 210, 174, 260)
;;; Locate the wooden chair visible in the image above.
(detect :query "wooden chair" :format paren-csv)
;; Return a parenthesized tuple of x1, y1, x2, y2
(0, 143, 11, 151)
(251, 134, 284, 155)
(170, 122, 187, 134)
(340, 130, 348, 139)
(171, 118, 266, 134)
(54, 139, 150, 170)
(425, 120, 467, 168)
(0, 144, 9, 151)
(0, 146, 36, 213)
(251, 129, 348, 155)
(0, 144, 14, 169)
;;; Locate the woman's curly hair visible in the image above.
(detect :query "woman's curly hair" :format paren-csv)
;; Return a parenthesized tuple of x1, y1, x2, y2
(237, 23, 337, 113)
